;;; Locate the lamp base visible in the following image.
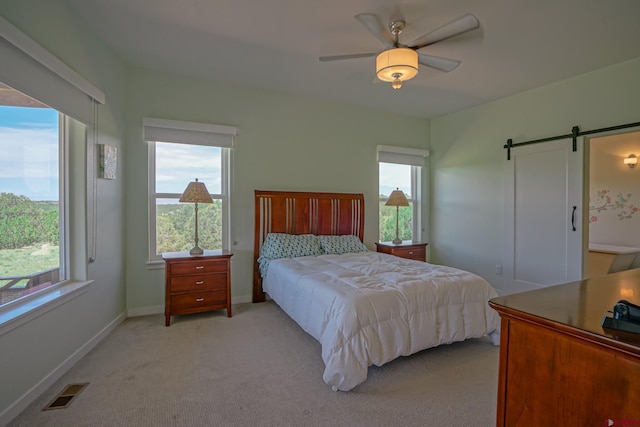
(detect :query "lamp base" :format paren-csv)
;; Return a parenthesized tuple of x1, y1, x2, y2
(189, 245, 204, 256)
(392, 237, 402, 245)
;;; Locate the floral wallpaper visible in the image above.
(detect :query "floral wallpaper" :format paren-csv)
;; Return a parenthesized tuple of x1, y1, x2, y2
(589, 189, 639, 223)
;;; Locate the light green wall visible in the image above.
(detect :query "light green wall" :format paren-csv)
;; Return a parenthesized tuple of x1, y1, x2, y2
(0, 0, 126, 421)
(430, 57, 640, 294)
(124, 67, 430, 310)
(3, 0, 640, 421)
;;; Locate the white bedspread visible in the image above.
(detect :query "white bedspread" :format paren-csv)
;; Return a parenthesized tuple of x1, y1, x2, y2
(262, 251, 500, 391)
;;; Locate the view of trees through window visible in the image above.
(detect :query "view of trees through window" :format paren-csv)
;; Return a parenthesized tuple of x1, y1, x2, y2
(0, 101, 61, 305)
(152, 142, 223, 257)
(379, 162, 415, 242)
(379, 200, 414, 242)
(156, 201, 223, 254)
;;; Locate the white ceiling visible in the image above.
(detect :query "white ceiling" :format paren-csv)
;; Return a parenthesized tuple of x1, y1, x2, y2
(65, 0, 640, 118)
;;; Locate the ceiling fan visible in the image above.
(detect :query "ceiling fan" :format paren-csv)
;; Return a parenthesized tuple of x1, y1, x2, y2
(319, 13, 479, 89)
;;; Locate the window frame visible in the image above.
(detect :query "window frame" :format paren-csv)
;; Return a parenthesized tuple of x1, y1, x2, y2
(145, 119, 235, 263)
(0, 112, 93, 335)
(0, 14, 102, 333)
(377, 145, 429, 243)
(0, 109, 67, 305)
(378, 163, 422, 241)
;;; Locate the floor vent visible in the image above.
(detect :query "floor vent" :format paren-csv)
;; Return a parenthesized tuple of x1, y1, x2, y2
(42, 383, 89, 411)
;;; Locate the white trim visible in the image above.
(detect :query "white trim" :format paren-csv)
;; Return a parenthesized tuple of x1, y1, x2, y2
(127, 305, 164, 317)
(0, 15, 105, 104)
(148, 139, 232, 261)
(126, 295, 252, 318)
(0, 309, 124, 426)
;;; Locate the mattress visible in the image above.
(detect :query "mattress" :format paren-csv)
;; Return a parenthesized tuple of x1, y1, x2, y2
(262, 251, 500, 391)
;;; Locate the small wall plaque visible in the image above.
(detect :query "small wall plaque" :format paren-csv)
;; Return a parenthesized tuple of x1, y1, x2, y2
(99, 144, 117, 179)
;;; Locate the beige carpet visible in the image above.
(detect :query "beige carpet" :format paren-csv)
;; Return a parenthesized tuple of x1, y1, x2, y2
(8, 301, 499, 427)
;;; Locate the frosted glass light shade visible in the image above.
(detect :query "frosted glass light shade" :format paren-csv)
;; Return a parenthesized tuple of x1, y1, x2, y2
(376, 48, 419, 82)
(624, 154, 637, 168)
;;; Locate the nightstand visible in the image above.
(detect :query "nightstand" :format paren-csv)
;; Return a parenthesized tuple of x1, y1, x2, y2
(375, 241, 428, 262)
(162, 250, 233, 326)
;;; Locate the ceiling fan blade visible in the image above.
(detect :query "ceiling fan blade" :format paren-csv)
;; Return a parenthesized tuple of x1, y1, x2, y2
(417, 53, 461, 72)
(319, 52, 377, 62)
(355, 13, 395, 48)
(408, 13, 479, 49)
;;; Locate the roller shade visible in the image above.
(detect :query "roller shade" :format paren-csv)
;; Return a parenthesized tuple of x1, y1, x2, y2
(377, 145, 429, 166)
(0, 15, 104, 125)
(143, 118, 236, 148)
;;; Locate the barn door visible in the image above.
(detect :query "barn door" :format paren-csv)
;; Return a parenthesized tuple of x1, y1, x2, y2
(503, 137, 584, 293)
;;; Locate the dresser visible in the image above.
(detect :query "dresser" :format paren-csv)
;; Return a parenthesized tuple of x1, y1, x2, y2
(162, 250, 232, 326)
(375, 241, 427, 261)
(489, 269, 640, 426)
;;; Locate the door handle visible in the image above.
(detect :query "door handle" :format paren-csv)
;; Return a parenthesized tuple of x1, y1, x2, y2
(571, 206, 576, 231)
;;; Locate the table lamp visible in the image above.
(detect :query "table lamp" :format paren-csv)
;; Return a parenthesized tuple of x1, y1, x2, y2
(385, 188, 409, 245)
(179, 178, 213, 255)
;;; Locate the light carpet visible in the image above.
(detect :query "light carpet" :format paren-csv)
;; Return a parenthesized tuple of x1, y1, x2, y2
(8, 301, 499, 427)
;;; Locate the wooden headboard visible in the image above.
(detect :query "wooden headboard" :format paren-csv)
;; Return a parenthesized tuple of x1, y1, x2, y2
(253, 190, 365, 302)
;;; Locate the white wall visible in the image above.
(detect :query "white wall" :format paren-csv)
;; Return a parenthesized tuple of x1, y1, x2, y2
(0, 1, 127, 422)
(430, 57, 640, 295)
(123, 67, 430, 312)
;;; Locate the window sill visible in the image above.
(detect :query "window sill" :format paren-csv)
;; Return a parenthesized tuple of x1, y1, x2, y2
(146, 259, 165, 270)
(0, 280, 93, 337)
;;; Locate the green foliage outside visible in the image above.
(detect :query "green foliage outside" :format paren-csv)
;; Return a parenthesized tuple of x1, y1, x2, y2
(0, 193, 59, 250)
(379, 200, 413, 242)
(157, 201, 223, 254)
(0, 245, 59, 277)
(0, 193, 60, 288)
(0, 190, 410, 276)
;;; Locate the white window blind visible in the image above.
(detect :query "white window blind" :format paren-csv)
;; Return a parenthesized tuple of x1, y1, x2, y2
(377, 145, 429, 166)
(0, 15, 105, 125)
(143, 118, 236, 147)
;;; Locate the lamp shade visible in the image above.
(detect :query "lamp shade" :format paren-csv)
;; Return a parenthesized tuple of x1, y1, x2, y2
(179, 178, 213, 203)
(385, 189, 409, 207)
(376, 48, 419, 83)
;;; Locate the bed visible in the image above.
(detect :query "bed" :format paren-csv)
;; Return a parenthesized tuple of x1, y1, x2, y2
(253, 190, 500, 391)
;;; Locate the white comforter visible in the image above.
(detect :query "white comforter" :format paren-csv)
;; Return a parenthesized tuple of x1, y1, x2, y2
(262, 251, 500, 391)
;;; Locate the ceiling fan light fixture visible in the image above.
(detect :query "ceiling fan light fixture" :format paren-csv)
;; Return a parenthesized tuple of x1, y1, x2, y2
(376, 48, 418, 86)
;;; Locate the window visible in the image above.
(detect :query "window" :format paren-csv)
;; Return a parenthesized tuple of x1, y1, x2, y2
(0, 15, 103, 329)
(377, 145, 429, 242)
(146, 118, 235, 262)
(0, 85, 66, 307)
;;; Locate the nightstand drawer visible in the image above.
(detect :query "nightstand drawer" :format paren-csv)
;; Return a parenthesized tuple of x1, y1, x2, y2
(170, 272, 227, 293)
(170, 290, 227, 315)
(393, 246, 426, 261)
(170, 260, 228, 276)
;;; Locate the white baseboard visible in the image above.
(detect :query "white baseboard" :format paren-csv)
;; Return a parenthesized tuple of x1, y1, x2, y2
(126, 295, 253, 318)
(127, 305, 163, 317)
(0, 311, 126, 426)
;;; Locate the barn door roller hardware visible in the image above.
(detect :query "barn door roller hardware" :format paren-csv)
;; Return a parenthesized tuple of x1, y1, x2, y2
(504, 121, 640, 160)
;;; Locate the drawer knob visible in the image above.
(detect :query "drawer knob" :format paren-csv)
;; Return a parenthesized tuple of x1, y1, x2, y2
(195, 281, 204, 285)
(196, 297, 205, 302)
(408, 251, 414, 254)
(195, 265, 205, 270)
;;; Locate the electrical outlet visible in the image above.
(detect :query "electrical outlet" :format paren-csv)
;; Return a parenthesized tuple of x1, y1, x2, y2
(496, 265, 502, 275)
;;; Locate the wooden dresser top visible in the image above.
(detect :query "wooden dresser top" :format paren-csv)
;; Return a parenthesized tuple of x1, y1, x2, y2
(490, 268, 640, 351)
